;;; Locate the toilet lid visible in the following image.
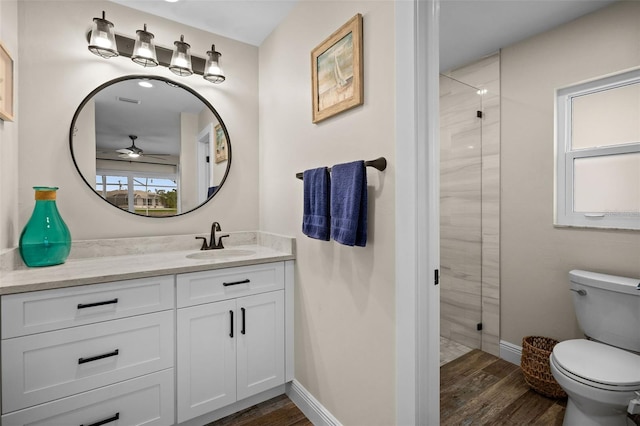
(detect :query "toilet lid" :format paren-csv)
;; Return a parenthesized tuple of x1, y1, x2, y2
(552, 339, 640, 387)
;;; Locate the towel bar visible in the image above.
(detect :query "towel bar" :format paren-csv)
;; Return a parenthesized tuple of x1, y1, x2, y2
(295, 157, 387, 180)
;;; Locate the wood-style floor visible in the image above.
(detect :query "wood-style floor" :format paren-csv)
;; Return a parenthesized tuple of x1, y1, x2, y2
(209, 349, 640, 425)
(441, 349, 567, 425)
(207, 394, 312, 426)
(442, 349, 640, 426)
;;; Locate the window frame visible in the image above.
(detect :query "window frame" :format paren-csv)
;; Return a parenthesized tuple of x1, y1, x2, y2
(555, 68, 640, 230)
(96, 169, 180, 215)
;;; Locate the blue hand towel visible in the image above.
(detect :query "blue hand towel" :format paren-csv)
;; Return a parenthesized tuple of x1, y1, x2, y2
(302, 167, 331, 241)
(330, 161, 367, 247)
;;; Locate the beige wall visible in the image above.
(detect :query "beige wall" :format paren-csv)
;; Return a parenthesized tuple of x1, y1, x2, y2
(259, 1, 396, 424)
(17, 1, 259, 240)
(501, 1, 640, 346)
(180, 112, 198, 210)
(0, 0, 19, 251)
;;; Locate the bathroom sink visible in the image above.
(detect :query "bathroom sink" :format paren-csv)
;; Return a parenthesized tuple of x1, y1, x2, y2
(186, 249, 256, 260)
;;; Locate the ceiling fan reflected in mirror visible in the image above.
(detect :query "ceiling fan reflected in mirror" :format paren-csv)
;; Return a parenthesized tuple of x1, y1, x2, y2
(117, 135, 144, 158)
(113, 135, 173, 161)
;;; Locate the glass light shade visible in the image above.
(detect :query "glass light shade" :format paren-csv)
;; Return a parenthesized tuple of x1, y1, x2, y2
(132, 24, 158, 67)
(169, 35, 193, 77)
(88, 11, 118, 59)
(203, 45, 226, 84)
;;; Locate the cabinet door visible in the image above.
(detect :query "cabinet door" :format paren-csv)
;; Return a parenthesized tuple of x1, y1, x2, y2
(236, 291, 285, 401)
(177, 299, 237, 423)
(2, 276, 174, 338)
(2, 311, 174, 413)
(2, 369, 174, 426)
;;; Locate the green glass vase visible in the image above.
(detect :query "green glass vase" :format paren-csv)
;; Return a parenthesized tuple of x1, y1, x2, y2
(19, 187, 72, 267)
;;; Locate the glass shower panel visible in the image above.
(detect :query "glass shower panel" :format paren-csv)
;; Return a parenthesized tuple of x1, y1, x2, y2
(439, 75, 483, 350)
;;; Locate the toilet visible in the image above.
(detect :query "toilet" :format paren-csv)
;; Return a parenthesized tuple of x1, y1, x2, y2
(550, 270, 640, 426)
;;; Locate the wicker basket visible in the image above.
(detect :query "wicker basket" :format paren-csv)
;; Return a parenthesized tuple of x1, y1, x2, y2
(520, 336, 567, 399)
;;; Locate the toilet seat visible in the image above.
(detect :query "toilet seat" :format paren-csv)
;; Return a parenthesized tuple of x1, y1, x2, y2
(551, 339, 640, 391)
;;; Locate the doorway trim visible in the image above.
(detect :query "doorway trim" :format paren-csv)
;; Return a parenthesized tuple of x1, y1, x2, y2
(196, 123, 214, 205)
(395, 1, 440, 425)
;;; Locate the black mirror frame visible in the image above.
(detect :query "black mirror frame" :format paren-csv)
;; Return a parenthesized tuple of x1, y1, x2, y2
(69, 74, 232, 218)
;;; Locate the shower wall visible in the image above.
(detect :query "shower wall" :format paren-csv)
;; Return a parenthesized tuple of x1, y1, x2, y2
(440, 53, 501, 356)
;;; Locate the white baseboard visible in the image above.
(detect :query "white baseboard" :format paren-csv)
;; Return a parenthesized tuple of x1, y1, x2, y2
(500, 340, 522, 366)
(287, 380, 342, 426)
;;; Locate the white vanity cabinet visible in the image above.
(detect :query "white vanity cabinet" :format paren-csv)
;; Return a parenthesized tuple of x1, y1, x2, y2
(0, 276, 175, 426)
(0, 257, 295, 426)
(176, 262, 289, 423)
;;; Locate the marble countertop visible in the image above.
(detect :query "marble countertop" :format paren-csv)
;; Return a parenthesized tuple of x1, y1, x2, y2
(0, 232, 295, 295)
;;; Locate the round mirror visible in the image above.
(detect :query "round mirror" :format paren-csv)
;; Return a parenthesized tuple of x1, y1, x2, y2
(70, 75, 231, 217)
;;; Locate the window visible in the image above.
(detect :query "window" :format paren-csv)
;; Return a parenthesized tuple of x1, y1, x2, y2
(556, 68, 640, 230)
(96, 170, 178, 217)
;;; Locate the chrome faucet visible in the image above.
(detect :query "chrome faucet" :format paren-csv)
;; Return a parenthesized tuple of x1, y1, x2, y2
(195, 221, 229, 250)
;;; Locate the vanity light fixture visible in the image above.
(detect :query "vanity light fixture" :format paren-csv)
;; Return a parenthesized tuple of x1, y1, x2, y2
(203, 45, 225, 84)
(88, 11, 118, 58)
(169, 35, 193, 77)
(87, 13, 226, 83)
(131, 24, 158, 67)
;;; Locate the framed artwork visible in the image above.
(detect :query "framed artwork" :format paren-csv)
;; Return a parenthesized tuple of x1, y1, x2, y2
(0, 42, 14, 122)
(214, 124, 228, 163)
(311, 13, 363, 124)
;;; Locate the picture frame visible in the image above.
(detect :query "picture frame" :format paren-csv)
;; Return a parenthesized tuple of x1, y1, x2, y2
(311, 13, 363, 124)
(0, 42, 14, 122)
(214, 124, 228, 163)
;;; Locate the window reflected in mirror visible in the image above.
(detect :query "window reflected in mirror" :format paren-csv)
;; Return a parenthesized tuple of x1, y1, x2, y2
(96, 174, 178, 216)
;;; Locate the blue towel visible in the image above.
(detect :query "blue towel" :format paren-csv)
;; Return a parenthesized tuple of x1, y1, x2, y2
(302, 167, 331, 241)
(330, 161, 367, 247)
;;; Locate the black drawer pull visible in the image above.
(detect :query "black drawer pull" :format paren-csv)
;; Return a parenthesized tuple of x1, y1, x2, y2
(241, 307, 246, 335)
(223, 279, 250, 287)
(77, 298, 118, 309)
(78, 349, 119, 365)
(80, 412, 120, 426)
(229, 310, 234, 338)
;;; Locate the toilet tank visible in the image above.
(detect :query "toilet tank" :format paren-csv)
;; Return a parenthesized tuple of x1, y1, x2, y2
(569, 269, 640, 353)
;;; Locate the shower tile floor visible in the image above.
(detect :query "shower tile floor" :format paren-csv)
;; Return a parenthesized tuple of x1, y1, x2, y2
(440, 337, 473, 366)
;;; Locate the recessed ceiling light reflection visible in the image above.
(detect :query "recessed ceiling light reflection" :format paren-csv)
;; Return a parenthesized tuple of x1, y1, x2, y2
(138, 81, 154, 88)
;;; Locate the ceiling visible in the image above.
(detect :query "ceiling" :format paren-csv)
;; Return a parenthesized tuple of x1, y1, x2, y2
(109, 0, 299, 46)
(111, 0, 617, 69)
(439, 0, 617, 72)
(93, 77, 205, 161)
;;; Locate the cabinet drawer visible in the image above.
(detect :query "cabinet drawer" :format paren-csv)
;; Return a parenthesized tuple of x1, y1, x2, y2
(2, 310, 174, 413)
(1, 275, 174, 338)
(177, 262, 284, 308)
(1, 369, 174, 426)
